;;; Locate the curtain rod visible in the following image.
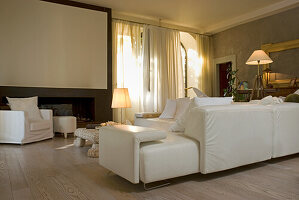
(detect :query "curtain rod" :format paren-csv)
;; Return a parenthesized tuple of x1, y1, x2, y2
(112, 17, 209, 37)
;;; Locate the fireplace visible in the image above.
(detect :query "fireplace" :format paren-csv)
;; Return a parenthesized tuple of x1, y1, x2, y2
(0, 86, 112, 126)
(39, 97, 95, 123)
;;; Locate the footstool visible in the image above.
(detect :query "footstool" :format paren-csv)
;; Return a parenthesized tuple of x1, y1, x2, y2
(53, 116, 77, 138)
(74, 128, 99, 158)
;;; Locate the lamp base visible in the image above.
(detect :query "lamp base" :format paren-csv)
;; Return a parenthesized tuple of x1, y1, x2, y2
(250, 75, 264, 101)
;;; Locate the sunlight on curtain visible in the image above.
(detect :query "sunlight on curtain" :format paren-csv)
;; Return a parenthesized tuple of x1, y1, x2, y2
(196, 35, 214, 96)
(143, 26, 184, 112)
(112, 20, 144, 122)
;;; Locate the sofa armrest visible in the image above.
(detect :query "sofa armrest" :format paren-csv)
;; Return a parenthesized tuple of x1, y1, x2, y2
(135, 112, 161, 118)
(0, 110, 26, 143)
(99, 125, 166, 184)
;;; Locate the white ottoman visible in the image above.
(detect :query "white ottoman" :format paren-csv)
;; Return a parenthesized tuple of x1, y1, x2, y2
(53, 116, 77, 138)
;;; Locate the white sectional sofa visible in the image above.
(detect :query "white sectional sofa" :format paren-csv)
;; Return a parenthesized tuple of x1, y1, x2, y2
(99, 102, 299, 186)
(271, 103, 299, 158)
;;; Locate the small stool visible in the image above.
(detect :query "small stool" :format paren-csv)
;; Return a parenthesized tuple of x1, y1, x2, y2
(74, 128, 99, 158)
(53, 116, 77, 138)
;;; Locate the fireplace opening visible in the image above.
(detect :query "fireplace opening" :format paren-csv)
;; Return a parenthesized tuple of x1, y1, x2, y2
(38, 97, 95, 123)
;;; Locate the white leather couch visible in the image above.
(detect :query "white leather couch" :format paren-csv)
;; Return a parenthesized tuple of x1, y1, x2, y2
(270, 103, 299, 158)
(0, 109, 54, 144)
(99, 103, 299, 185)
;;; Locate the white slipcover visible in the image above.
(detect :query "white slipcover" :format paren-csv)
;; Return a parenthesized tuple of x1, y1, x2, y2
(0, 109, 53, 144)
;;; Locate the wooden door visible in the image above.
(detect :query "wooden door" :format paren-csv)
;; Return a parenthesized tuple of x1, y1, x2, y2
(219, 62, 231, 96)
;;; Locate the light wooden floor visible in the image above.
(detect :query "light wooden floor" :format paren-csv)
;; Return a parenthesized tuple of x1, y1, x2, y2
(1, 136, 299, 200)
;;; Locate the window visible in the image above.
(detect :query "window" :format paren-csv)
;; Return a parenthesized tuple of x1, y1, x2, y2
(181, 43, 187, 97)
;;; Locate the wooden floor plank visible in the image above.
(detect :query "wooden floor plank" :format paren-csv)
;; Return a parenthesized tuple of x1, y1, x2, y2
(3, 146, 34, 200)
(0, 137, 298, 200)
(0, 151, 13, 200)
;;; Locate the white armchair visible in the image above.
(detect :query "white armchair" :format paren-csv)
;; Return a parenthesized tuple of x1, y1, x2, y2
(0, 109, 54, 144)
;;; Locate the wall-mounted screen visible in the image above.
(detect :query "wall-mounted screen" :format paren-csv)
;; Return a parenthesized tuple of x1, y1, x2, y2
(0, 0, 108, 89)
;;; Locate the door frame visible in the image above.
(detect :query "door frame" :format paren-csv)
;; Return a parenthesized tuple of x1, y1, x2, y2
(213, 55, 237, 96)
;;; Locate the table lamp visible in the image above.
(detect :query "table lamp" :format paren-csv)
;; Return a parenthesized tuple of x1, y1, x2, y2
(111, 88, 132, 123)
(246, 50, 273, 100)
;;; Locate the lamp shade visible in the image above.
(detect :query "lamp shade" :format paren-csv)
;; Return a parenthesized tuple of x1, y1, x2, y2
(246, 50, 273, 65)
(111, 88, 132, 108)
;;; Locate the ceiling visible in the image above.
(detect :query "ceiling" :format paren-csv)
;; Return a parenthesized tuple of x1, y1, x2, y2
(78, 0, 299, 34)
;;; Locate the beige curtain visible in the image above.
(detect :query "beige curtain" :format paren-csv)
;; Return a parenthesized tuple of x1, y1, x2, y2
(143, 26, 184, 112)
(196, 35, 214, 96)
(112, 20, 144, 122)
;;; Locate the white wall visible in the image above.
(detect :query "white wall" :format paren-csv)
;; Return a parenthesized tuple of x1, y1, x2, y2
(0, 0, 107, 89)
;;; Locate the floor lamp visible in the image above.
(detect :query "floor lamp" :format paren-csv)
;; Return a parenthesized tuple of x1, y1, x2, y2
(111, 88, 132, 124)
(246, 50, 273, 100)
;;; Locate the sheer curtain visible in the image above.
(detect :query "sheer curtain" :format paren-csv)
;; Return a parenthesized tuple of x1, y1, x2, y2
(143, 26, 184, 112)
(112, 20, 144, 122)
(196, 34, 214, 96)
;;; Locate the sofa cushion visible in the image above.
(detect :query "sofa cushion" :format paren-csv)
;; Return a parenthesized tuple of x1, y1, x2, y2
(174, 97, 190, 119)
(159, 99, 176, 119)
(140, 133, 200, 183)
(30, 120, 51, 131)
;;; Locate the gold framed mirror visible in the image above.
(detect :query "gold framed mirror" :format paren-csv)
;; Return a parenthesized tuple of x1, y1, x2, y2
(261, 39, 299, 88)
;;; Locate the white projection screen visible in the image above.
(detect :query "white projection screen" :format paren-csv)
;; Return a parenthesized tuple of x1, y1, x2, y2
(0, 0, 109, 89)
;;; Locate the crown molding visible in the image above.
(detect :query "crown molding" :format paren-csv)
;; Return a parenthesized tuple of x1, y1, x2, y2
(204, 0, 299, 34)
(112, 11, 203, 34)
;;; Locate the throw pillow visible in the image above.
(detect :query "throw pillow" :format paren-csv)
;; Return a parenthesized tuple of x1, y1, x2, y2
(7, 96, 42, 120)
(159, 99, 177, 119)
(174, 97, 191, 119)
(285, 94, 299, 103)
(169, 97, 233, 132)
(294, 89, 299, 95)
(192, 88, 208, 97)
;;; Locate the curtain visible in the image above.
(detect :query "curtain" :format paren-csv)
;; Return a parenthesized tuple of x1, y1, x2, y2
(196, 35, 214, 96)
(143, 26, 184, 112)
(112, 20, 144, 122)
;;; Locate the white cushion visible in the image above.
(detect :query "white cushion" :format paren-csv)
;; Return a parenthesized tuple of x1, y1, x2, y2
(159, 99, 176, 119)
(258, 96, 283, 105)
(30, 120, 51, 131)
(140, 133, 200, 183)
(170, 97, 233, 132)
(7, 96, 42, 120)
(192, 88, 208, 97)
(174, 97, 190, 119)
(294, 89, 299, 95)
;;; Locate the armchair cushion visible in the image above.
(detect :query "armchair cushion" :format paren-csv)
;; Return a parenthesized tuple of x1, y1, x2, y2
(30, 120, 51, 131)
(6, 96, 42, 120)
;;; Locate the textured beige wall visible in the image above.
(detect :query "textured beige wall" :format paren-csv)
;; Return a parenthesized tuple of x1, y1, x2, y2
(0, 0, 107, 89)
(212, 7, 299, 88)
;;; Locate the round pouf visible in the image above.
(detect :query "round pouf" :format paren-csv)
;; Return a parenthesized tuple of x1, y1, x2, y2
(53, 116, 77, 138)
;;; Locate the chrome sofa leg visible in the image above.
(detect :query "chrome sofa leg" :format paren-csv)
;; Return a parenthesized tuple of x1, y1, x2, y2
(143, 181, 170, 190)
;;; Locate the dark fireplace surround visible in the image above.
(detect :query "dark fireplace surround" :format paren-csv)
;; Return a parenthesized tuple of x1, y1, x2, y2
(0, 86, 112, 124)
